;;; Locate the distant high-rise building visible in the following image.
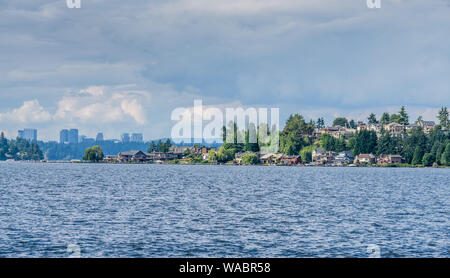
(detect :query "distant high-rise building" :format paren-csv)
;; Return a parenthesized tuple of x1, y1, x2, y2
(69, 129, 79, 144)
(121, 133, 130, 143)
(131, 133, 143, 143)
(96, 133, 104, 142)
(60, 129, 69, 144)
(79, 135, 86, 143)
(18, 129, 37, 142)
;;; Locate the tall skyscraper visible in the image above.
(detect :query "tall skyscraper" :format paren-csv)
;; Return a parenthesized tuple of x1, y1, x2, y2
(69, 129, 79, 144)
(121, 133, 130, 143)
(131, 133, 143, 143)
(96, 133, 104, 142)
(60, 129, 69, 144)
(18, 129, 37, 142)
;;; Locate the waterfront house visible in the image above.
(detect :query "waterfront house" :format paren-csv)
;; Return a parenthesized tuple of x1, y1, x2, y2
(377, 154, 404, 164)
(118, 150, 148, 163)
(333, 151, 354, 165)
(259, 153, 283, 165)
(104, 155, 118, 163)
(259, 153, 273, 164)
(147, 152, 180, 161)
(281, 155, 301, 165)
(312, 148, 337, 165)
(354, 153, 376, 164)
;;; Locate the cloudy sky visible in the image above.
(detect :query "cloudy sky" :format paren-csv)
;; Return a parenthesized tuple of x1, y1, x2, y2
(0, 0, 449, 141)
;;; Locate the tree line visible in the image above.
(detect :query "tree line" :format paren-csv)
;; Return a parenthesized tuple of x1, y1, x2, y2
(279, 106, 450, 166)
(0, 133, 44, 161)
(210, 106, 450, 166)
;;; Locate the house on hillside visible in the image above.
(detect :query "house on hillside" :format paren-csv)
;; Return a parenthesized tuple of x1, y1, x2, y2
(384, 123, 405, 136)
(418, 120, 435, 133)
(316, 126, 356, 139)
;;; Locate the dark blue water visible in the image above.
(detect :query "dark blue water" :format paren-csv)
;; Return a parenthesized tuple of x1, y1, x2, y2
(0, 162, 448, 257)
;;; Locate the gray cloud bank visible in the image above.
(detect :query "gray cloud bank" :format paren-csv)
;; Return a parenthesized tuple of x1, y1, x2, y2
(0, 0, 449, 140)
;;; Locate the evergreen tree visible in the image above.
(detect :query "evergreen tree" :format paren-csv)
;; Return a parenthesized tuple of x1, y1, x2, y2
(147, 141, 157, 153)
(437, 107, 449, 128)
(398, 106, 409, 125)
(353, 130, 377, 155)
(436, 143, 446, 165)
(379, 112, 390, 124)
(422, 153, 434, 166)
(0, 132, 7, 160)
(316, 117, 325, 129)
(390, 113, 401, 124)
(368, 113, 378, 124)
(376, 131, 394, 155)
(441, 143, 450, 166)
(402, 127, 428, 164)
(412, 146, 424, 165)
(244, 123, 259, 152)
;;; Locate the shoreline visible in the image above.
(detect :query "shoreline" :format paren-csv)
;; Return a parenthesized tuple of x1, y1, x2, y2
(1, 160, 449, 169)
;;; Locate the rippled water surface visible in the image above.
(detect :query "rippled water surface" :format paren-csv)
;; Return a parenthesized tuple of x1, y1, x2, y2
(0, 162, 448, 257)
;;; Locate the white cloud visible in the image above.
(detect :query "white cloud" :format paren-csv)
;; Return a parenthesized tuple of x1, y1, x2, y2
(0, 100, 51, 123)
(54, 86, 151, 125)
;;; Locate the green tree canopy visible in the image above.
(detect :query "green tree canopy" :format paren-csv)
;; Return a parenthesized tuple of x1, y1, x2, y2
(332, 117, 348, 127)
(241, 153, 259, 165)
(279, 114, 314, 155)
(83, 146, 104, 162)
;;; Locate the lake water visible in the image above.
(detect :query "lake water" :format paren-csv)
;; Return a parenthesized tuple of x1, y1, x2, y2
(0, 162, 448, 258)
